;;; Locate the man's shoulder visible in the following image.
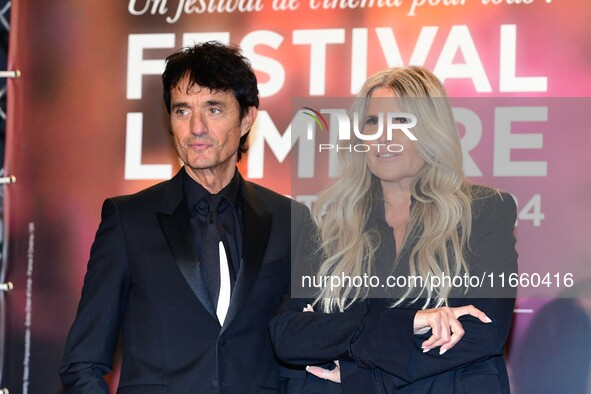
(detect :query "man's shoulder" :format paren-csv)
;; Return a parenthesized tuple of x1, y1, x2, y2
(244, 180, 288, 201)
(243, 180, 307, 213)
(109, 178, 172, 208)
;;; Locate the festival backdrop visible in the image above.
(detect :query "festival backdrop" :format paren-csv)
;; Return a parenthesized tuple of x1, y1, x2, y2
(2, 0, 591, 392)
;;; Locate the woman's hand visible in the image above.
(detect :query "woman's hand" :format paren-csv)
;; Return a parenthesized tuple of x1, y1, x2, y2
(306, 361, 341, 383)
(303, 304, 342, 383)
(414, 305, 492, 355)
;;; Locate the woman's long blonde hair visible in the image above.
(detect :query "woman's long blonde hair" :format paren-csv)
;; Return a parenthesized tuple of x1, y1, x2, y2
(313, 66, 477, 312)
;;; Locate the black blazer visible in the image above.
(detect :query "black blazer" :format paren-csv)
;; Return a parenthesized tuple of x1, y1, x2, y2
(60, 168, 310, 394)
(270, 187, 518, 394)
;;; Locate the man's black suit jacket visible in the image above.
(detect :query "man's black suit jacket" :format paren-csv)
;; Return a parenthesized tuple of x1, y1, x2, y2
(60, 168, 309, 394)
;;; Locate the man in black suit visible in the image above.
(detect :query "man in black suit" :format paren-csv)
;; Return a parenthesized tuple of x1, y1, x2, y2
(60, 41, 309, 393)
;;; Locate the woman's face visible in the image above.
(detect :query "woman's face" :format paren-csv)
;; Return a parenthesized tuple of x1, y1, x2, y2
(363, 87, 426, 187)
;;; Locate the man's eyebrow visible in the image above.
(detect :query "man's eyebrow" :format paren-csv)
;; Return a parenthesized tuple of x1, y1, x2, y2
(204, 99, 226, 107)
(171, 101, 189, 109)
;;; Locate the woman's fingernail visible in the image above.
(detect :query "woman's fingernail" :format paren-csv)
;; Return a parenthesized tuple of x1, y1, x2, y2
(484, 315, 492, 323)
(306, 366, 310, 371)
(422, 347, 430, 353)
(439, 348, 447, 355)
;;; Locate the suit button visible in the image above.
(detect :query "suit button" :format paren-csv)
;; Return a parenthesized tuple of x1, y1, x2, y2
(210, 379, 218, 388)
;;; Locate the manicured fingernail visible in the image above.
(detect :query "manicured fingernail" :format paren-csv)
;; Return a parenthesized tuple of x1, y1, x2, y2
(484, 316, 492, 323)
(306, 366, 310, 371)
(439, 348, 447, 355)
(422, 347, 430, 353)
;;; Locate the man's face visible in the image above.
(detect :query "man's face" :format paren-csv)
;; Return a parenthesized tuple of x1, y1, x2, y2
(169, 77, 256, 180)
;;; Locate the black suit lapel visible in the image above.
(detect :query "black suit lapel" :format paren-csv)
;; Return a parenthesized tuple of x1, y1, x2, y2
(157, 170, 217, 320)
(222, 180, 272, 332)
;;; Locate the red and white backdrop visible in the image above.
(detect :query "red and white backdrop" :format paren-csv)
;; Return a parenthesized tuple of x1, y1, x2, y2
(3, 0, 591, 392)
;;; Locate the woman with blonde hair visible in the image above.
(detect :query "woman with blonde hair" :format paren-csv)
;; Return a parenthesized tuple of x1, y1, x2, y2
(271, 66, 518, 393)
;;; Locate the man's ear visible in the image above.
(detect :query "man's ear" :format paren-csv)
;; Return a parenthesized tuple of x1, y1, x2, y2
(240, 107, 258, 137)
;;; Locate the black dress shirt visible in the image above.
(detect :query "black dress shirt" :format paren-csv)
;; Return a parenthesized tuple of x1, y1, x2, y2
(183, 167, 243, 290)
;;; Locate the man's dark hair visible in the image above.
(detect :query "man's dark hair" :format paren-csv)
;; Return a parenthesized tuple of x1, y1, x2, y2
(162, 41, 259, 161)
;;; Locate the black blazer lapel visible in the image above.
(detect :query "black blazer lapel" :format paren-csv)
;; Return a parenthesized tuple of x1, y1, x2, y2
(156, 170, 217, 320)
(222, 179, 272, 332)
